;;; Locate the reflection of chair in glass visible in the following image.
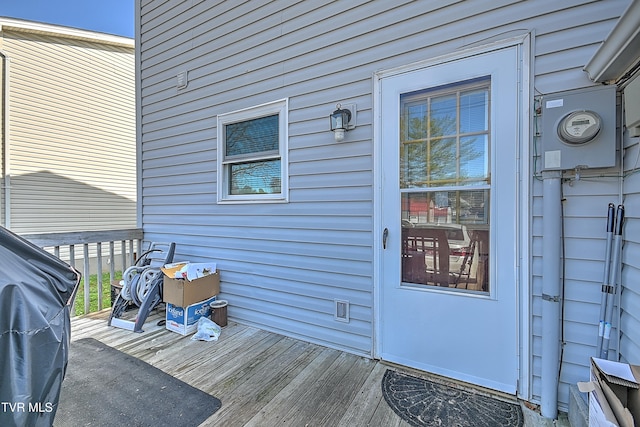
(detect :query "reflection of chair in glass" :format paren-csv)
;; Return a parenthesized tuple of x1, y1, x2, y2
(474, 230, 490, 292)
(452, 234, 477, 288)
(108, 242, 176, 332)
(402, 227, 449, 286)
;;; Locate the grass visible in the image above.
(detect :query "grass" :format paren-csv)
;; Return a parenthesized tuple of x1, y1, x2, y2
(73, 271, 122, 317)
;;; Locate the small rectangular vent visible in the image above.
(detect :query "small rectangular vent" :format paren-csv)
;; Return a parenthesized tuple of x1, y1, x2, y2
(334, 299, 350, 323)
(177, 70, 188, 89)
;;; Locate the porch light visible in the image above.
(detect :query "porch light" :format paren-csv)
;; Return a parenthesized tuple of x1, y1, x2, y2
(330, 103, 352, 142)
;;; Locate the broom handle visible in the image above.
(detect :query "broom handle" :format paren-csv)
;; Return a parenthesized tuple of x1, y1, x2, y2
(601, 205, 624, 359)
(596, 203, 615, 356)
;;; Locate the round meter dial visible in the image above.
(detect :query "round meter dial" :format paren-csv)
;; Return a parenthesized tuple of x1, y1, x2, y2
(557, 110, 602, 145)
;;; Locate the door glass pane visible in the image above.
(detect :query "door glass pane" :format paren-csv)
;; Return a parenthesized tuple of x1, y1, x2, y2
(460, 89, 488, 133)
(429, 137, 457, 184)
(460, 135, 488, 184)
(400, 78, 491, 293)
(430, 95, 457, 137)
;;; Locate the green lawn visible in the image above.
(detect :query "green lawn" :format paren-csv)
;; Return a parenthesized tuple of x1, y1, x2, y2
(73, 271, 122, 316)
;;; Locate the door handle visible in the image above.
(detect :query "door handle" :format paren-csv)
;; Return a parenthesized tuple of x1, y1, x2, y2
(383, 228, 389, 249)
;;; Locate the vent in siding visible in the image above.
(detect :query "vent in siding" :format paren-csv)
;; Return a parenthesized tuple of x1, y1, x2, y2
(177, 70, 188, 89)
(334, 299, 350, 323)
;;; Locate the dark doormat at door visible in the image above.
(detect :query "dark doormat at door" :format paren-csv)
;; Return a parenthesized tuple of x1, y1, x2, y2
(54, 338, 221, 427)
(382, 370, 523, 427)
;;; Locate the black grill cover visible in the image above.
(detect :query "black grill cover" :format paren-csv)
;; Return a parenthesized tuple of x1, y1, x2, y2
(0, 226, 80, 427)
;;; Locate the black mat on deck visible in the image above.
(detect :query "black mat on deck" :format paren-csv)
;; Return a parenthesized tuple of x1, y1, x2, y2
(54, 338, 221, 427)
(382, 370, 523, 427)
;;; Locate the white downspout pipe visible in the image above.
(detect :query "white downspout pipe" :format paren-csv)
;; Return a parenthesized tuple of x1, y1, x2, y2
(541, 170, 562, 419)
(0, 51, 9, 229)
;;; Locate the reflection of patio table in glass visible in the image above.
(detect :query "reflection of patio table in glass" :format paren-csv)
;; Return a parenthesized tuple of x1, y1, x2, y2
(401, 225, 488, 292)
(402, 227, 450, 286)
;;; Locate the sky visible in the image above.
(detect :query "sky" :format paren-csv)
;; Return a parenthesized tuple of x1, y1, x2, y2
(0, 0, 134, 38)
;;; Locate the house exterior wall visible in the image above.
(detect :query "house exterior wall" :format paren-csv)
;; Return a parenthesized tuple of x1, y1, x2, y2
(0, 20, 136, 234)
(137, 0, 632, 408)
(621, 115, 640, 365)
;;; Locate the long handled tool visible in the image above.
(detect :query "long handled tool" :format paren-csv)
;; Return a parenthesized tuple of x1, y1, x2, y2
(600, 204, 624, 359)
(596, 203, 615, 356)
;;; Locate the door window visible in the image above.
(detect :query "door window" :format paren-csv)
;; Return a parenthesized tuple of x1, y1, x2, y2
(400, 77, 491, 293)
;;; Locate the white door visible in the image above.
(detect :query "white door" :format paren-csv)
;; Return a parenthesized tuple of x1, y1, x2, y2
(379, 46, 521, 393)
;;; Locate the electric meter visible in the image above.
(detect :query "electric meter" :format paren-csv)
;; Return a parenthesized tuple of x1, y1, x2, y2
(557, 110, 602, 145)
(541, 85, 615, 171)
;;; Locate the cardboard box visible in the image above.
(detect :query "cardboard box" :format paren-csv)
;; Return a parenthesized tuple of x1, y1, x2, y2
(165, 296, 216, 336)
(161, 262, 217, 280)
(163, 269, 220, 307)
(578, 358, 640, 427)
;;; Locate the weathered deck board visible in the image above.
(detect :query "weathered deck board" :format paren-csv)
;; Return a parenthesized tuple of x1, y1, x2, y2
(69, 310, 410, 427)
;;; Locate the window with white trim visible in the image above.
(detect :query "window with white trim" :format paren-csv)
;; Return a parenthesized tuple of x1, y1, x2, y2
(217, 99, 288, 203)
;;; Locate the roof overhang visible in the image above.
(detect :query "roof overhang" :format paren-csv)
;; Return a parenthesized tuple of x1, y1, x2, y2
(584, 0, 640, 84)
(0, 17, 133, 49)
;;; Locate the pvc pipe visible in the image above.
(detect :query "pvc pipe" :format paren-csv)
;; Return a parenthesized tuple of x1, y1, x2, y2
(601, 205, 624, 359)
(596, 204, 616, 356)
(541, 170, 562, 419)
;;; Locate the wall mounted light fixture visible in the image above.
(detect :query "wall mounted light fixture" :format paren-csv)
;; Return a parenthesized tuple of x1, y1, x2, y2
(330, 103, 356, 142)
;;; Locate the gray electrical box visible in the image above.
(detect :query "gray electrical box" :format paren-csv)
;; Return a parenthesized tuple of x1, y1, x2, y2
(541, 85, 616, 171)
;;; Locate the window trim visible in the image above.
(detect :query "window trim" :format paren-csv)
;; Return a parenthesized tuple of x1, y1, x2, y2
(216, 98, 289, 203)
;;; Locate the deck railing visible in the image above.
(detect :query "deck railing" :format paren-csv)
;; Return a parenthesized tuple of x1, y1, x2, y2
(20, 228, 143, 315)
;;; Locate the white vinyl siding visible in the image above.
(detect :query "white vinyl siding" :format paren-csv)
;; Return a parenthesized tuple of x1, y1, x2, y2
(1, 26, 136, 233)
(137, 0, 632, 408)
(621, 125, 640, 365)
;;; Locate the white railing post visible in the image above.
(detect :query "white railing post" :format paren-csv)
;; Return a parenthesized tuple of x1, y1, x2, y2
(96, 242, 103, 310)
(83, 244, 90, 314)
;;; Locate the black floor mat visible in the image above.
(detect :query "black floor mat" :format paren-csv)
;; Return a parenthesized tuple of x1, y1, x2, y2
(54, 338, 221, 427)
(382, 370, 523, 427)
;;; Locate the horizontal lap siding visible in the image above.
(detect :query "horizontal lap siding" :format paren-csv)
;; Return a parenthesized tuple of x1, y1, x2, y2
(138, 0, 411, 356)
(138, 0, 630, 392)
(3, 31, 136, 233)
(621, 133, 640, 364)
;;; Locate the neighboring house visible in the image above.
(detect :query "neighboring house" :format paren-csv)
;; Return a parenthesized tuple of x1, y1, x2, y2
(0, 18, 136, 234)
(136, 0, 640, 418)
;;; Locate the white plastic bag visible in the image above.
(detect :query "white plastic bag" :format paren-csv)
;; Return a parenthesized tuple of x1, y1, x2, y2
(191, 316, 221, 342)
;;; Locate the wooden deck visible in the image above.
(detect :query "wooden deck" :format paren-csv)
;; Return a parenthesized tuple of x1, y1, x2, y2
(70, 309, 411, 427)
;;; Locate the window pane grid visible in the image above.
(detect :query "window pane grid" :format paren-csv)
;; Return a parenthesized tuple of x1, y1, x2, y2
(400, 79, 490, 189)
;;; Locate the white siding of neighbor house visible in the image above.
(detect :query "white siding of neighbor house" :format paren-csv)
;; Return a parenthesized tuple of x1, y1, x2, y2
(0, 61, 4, 221)
(0, 25, 136, 233)
(137, 0, 630, 406)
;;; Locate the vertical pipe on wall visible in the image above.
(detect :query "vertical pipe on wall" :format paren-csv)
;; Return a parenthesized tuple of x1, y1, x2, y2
(541, 170, 562, 419)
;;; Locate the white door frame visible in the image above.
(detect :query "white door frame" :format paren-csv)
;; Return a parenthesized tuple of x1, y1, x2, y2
(372, 33, 532, 398)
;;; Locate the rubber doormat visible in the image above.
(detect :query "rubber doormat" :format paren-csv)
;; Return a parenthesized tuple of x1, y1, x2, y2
(382, 370, 524, 427)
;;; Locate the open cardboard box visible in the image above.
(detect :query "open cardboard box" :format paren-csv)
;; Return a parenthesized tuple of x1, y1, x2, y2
(162, 269, 220, 308)
(578, 358, 640, 427)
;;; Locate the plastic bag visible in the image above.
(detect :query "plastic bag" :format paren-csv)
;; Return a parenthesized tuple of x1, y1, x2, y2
(191, 316, 221, 341)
